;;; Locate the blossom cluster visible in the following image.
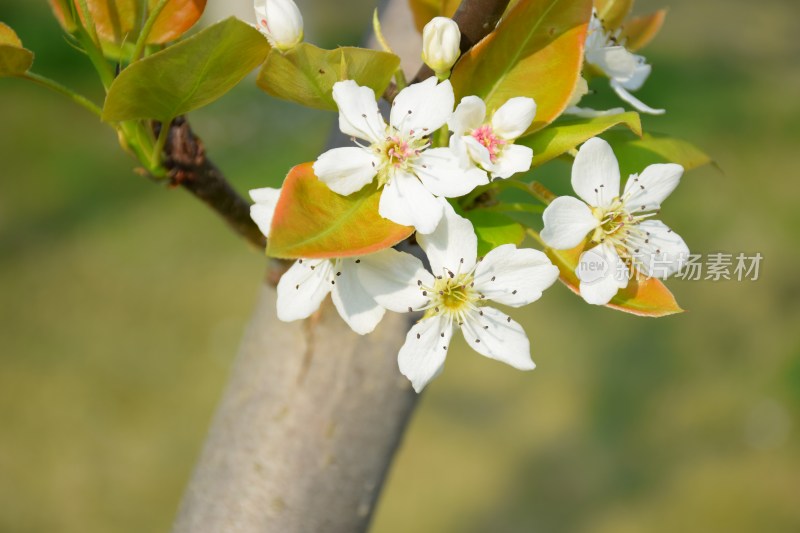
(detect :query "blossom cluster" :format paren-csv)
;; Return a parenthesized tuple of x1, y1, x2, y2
(249, 1, 692, 392)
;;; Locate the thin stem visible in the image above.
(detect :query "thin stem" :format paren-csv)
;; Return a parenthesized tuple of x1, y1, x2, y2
(526, 227, 547, 248)
(474, 202, 544, 215)
(74, 19, 115, 89)
(132, 0, 169, 62)
(76, 0, 100, 48)
(150, 120, 171, 170)
(20, 72, 103, 117)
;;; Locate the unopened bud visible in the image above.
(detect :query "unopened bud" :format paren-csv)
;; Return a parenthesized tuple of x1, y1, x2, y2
(254, 0, 304, 51)
(421, 17, 461, 78)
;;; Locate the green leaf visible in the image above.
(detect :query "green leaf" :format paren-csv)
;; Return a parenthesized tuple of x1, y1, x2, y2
(450, 0, 592, 135)
(257, 43, 400, 111)
(518, 111, 642, 167)
(0, 23, 33, 76)
(546, 241, 684, 317)
(102, 17, 269, 122)
(267, 163, 413, 259)
(603, 131, 713, 177)
(462, 209, 525, 256)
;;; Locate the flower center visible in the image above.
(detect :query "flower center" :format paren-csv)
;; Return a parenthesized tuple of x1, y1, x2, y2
(373, 133, 428, 186)
(590, 199, 660, 269)
(470, 124, 506, 163)
(419, 272, 481, 321)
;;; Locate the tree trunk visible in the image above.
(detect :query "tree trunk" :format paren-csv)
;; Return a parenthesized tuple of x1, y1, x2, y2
(172, 282, 418, 533)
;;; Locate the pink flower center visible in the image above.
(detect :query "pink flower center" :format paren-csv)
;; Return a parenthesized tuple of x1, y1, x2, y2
(385, 136, 416, 167)
(471, 125, 506, 163)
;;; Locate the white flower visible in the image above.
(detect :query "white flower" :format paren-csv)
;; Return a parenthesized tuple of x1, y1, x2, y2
(584, 10, 664, 115)
(422, 17, 461, 76)
(357, 201, 559, 392)
(540, 137, 689, 305)
(248, 187, 386, 335)
(313, 78, 488, 234)
(449, 96, 536, 180)
(254, 0, 303, 51)
(563, 76, 625, 118)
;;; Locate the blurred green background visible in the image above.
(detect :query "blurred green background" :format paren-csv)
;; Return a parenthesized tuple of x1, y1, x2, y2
(1, 0, 798, 531)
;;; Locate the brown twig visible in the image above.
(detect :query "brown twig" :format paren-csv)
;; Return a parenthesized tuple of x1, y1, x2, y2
(161, 117, 266, 249)
(383, 0, 510, 101)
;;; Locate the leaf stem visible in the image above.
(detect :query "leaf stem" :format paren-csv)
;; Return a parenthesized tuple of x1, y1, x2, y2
(150, 120, 171, 171)
(19, 72, 103, 117)
(132, 0, 169, 62)
(526, 227, 546, 247)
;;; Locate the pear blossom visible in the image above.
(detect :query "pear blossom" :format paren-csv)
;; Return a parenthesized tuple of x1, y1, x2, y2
(584, 10, 664, 115)
(313, 78, 488, 234)
(248, 187, 386, 335)
(448, 95, 536, 180)
(254, 0, 303, 51)
(357, 201, 559, 392)
(422, 17, 461, 77)
(564, 76, 624, 118)
(540, 137, 689, 305)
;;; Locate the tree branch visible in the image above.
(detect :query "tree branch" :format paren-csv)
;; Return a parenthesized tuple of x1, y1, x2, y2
(162, 117, 266, 250)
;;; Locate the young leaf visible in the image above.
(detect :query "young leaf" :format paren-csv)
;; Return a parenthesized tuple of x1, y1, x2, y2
(518, 111, 642, 167)
(102, 18, 270, 122)
(49, 0, 206, 45)
(546, 242, 683, 317)
(461, 209, 525, 256)
(594, 0, 633, 30)
(0, 23, 33, 76)
(408, 0, 461, 33)
(450, 0, 592, 135)
(267, 163, 413, 259)
(622, 10, 668, 52)
(603, 131, 713, 177)
(257, 44, 400, 111)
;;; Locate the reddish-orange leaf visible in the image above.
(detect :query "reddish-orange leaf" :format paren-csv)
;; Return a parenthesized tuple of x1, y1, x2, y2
(546, 242, 684, 317)
(450, 0, 592, 135)
(621, 10, 667, 51)
(594, 0, 633, 31)
(49, 0, 206, 45)
(267, 163, 414, 260)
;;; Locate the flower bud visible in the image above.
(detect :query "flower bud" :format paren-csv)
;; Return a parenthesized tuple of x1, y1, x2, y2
(254, 0, 304, 51)
(421, 17, 461, 77)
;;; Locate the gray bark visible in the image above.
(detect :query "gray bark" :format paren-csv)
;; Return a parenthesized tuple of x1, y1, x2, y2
(173, 285, 418, 533)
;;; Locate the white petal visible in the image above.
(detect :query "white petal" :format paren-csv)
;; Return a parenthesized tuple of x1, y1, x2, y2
(461, 307, 534, 371)
(541, 196, 599, 249)
(390, 77, 454, 136)
(417, 199, 477, 274)
(617, 61, 652, 92)
(415, 147, 489, 197)
(623, 163, 683, 213)
(332, 80, 386, 143)
(314, 147, 379, 195)
(631, 220, 689, 279)
(462, 136, 495, 170)
(398, 315, 453, 392)
(248, 186, 281, 237)
(276, 259, 334, 321)
(572, 137, 621, 208)
(356, 248, 434, 313)
(586, 46, 639, 82)
(490, 144, 533, 179)
(379, 171, 444, 234)
(576, 244, 629, 305)
(610, 80, 665, 115)
(473, 244, 559, 307)
(449, 96, 486, 136)
(491, 97, 537, 140)
(562, 106, 626, 118)
(330, 260, 385, 335)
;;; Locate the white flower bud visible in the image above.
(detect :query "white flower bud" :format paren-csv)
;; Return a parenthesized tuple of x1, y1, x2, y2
(254, 0, 304, 51)
(421, 17, 461, 76)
